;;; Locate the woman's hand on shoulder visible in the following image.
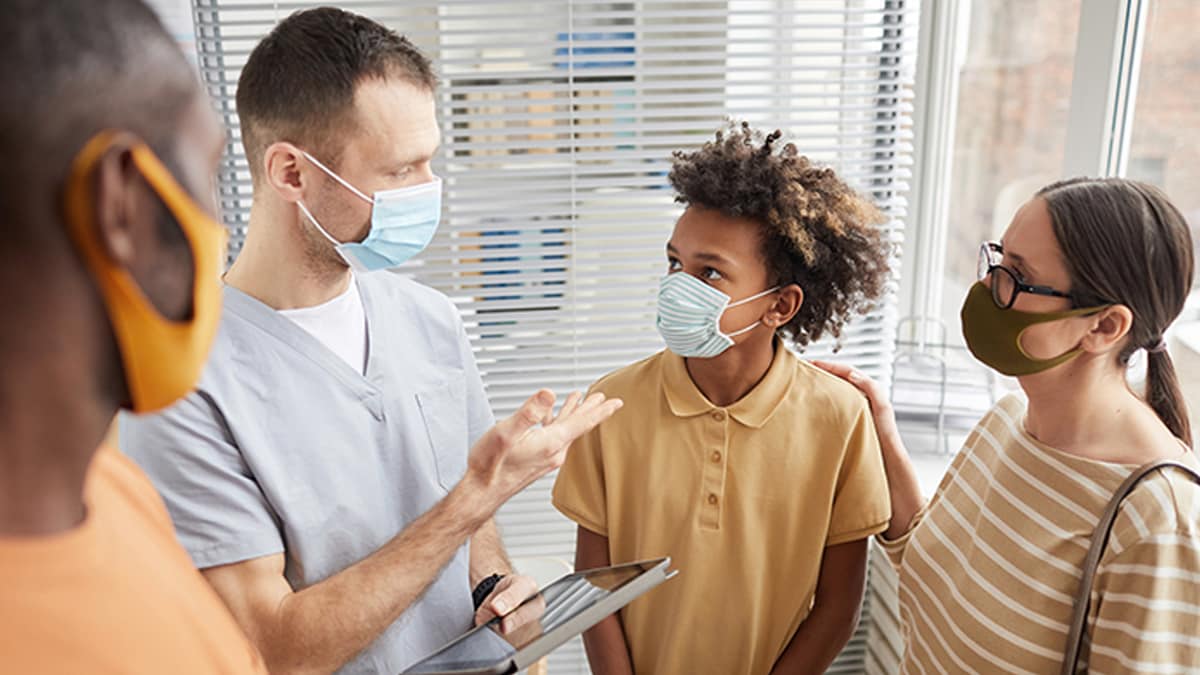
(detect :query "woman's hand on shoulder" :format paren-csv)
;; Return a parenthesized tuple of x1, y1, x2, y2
(810, 360, 902, 451)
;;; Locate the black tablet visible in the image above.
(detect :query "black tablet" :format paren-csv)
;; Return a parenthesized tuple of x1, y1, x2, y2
(402, 558, 675, 675)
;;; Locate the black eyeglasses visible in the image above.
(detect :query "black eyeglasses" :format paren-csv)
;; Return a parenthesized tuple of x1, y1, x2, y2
(977, 241, 1074, 310)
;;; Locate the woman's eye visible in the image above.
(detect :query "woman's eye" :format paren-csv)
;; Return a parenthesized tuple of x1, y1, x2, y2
(667, 259, 683, 272)
(702, 267, 722, 281)
(1001, 256, 1025, 281)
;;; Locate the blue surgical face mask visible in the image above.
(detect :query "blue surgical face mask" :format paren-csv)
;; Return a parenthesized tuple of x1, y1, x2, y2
(297, 151, 442, 272)
(656, 272, 780, 358)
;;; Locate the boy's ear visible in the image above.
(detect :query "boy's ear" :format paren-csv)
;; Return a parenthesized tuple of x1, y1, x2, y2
(764, 284, 803, 328)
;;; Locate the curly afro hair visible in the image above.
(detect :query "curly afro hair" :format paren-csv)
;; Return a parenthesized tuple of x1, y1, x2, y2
(668, 121, 891, 348)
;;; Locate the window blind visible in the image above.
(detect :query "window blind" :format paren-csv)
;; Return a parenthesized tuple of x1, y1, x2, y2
(189, 1, 917, 671)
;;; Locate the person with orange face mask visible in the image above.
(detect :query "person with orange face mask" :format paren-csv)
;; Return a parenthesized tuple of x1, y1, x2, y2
(0, 1, 267, 672)
(0, 4, 621, 673)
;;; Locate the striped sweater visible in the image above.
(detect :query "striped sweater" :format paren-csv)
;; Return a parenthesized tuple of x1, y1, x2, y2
(881, 395, 1200, 674)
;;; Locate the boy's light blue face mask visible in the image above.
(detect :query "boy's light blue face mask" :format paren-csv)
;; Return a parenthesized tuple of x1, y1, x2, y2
(656, 272, 779, 358)
(297, 150, 442, 272)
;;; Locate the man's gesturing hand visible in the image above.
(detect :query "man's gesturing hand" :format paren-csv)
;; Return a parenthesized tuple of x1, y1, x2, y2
(467, 390, 621, 507)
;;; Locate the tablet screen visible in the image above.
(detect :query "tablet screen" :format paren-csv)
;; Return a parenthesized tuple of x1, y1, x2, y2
(403, 561, 658, 673)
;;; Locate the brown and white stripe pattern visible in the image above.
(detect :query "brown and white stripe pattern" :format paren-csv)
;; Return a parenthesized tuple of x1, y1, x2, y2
(880, 395, 1200, 674)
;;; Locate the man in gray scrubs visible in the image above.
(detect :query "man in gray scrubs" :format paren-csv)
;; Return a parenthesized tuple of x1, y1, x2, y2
(122, 7, 621, 674)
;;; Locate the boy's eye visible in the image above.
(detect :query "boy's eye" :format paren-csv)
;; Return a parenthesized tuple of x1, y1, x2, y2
(702, 267, 722, 281)
(667, 258, 683, 272)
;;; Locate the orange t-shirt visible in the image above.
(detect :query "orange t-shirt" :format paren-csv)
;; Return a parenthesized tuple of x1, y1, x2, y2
(0, 446, 266, 674)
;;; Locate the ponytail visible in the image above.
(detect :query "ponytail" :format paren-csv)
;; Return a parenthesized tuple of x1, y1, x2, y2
(1146, 347, 1192, 448)
(1039, 178, 1195, 448)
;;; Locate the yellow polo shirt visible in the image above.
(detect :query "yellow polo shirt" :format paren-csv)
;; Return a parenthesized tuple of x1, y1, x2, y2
(552, 345, 890, 675)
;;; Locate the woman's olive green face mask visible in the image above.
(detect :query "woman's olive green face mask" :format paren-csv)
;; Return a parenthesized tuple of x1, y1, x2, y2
(960, 282, 1108, 377)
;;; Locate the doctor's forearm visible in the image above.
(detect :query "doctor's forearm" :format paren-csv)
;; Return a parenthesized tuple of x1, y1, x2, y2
(267, 480, 496, 674)
(470, 518, 513, 584)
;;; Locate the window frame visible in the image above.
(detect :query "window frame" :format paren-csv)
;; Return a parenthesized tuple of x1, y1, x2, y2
(902, 0, 1151, 324)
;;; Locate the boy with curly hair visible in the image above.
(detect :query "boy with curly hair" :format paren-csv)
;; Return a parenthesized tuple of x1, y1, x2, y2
(552, 122, 893, 674)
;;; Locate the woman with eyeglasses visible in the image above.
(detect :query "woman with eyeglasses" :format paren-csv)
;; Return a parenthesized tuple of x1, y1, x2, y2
(816, 177, 1200, 673)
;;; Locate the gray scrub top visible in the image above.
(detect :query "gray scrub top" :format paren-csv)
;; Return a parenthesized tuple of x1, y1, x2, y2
(122, 272, 495, 674)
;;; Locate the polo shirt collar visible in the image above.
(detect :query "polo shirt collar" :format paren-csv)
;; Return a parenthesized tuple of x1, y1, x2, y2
(661, 340, 797, 429)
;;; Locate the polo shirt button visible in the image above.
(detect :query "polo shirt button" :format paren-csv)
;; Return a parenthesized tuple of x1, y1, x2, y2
(711, 451, 722, 463)
(707, 493, 719, 505)
(712, 410, 726, 422)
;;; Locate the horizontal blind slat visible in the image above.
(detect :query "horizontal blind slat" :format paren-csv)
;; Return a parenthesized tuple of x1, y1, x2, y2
(195, 3, 916, 671)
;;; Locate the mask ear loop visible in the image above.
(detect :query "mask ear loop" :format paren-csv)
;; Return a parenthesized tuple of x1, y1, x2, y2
(727, 285, 782, 309)
(300, 151, 375, 205)
(297, 200, 345, 247)
(726, 321, 762, 338)
(295, 150, 375, 251)
(720, 286, 783, 338)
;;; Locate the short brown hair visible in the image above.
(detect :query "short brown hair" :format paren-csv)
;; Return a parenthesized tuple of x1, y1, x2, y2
(236, 7, 437, 180)
(669, 121, 891, 348)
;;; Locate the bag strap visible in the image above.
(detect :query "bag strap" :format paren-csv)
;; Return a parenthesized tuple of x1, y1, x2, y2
(1060, 458, 1200, 675)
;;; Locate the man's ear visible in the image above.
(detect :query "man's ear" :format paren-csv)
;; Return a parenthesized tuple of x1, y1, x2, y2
(764, 283, 803, 328)
(262, 141, 308, 203)
(89, 134, 195, 322)
(1080, 304, 1134, 354)
(91, 132, 152, 269)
